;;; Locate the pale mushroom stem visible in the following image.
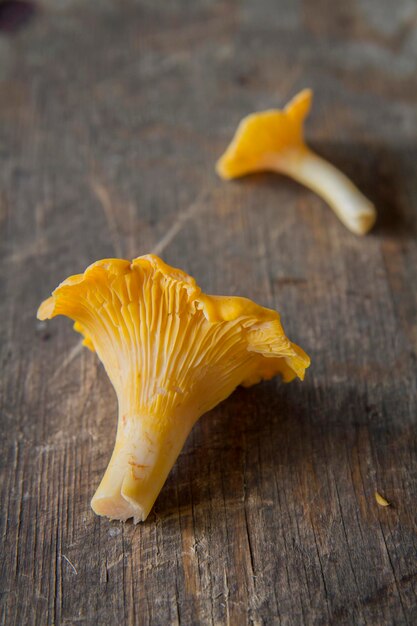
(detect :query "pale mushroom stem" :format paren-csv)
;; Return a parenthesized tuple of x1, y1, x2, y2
(91, 409, 194, 522)
(274, 147, 376, 236)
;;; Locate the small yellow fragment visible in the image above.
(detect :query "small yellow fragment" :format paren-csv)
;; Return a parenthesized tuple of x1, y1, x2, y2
(375, 491, 390, 507)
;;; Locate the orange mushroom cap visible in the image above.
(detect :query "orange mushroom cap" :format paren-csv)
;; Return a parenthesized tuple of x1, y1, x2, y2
(216, 89, 312, 179)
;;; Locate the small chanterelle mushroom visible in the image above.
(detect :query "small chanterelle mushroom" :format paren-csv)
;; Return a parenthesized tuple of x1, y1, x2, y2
(38, 255, 310, 522)
(216, 89, 377, 236)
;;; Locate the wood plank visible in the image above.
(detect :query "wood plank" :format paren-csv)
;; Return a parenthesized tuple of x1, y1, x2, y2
(1, 0, 416, 624)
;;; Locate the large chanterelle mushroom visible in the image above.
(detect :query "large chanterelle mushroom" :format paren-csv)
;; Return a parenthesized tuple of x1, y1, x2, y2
(38, 255, 310, 522)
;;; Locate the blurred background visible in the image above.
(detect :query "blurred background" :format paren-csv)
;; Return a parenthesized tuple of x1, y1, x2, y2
(1, 1, 416, 624)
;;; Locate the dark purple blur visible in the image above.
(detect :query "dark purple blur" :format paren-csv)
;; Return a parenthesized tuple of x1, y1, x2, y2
(0, 1, 36, 34)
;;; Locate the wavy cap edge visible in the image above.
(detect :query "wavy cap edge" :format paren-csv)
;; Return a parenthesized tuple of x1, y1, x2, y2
(37, 255, 310, 381)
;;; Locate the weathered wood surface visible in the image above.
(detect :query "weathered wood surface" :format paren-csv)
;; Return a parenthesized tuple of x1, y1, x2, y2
(1, 0, 417, 624)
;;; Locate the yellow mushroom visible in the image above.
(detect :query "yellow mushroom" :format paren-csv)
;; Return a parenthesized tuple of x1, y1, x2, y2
(38, 255, 310, 522)
(216, 89, 376, 236)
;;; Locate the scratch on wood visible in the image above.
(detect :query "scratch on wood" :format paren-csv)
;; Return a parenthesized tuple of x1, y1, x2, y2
(378, 522, 408, 621)
(50, 340, 85, 383)
(6, 239, 48, 265)
(105, 552, 126, 571)
(90, 177, 123, 257)
(100, 559, 109, 585)
(223, 566, 230, 626)
(61, 554, 78, 575)
(151, 190, 209, 256)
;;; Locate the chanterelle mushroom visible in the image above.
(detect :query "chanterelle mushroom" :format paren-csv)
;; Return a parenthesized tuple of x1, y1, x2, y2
(38, 255, 310, 522)
(216, 89, 376, 236)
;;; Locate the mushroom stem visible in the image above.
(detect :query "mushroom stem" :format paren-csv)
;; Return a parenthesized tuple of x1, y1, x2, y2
(273, 148, 376, 236)
(91, 410, 194, 522)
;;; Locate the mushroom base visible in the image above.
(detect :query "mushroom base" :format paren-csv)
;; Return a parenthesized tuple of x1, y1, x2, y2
(91, 412, 194, 522)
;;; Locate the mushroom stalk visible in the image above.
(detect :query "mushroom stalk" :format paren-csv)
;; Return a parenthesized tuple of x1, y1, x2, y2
(92, 408, 194, 522)
(275, 147, 376, 236)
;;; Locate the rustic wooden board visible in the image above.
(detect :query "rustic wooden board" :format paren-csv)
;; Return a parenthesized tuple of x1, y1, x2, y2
(1, 0, 417, 624)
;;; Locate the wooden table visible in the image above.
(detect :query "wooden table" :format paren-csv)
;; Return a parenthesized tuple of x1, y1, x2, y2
(1, 1, 416, 624)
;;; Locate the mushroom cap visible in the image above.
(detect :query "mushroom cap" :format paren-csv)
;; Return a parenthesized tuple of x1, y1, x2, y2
(216, 88, 312, 179)
(38, 255, 309, 414)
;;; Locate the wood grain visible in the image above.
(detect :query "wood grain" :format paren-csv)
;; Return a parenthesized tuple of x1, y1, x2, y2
(1, 0, 416, 624)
